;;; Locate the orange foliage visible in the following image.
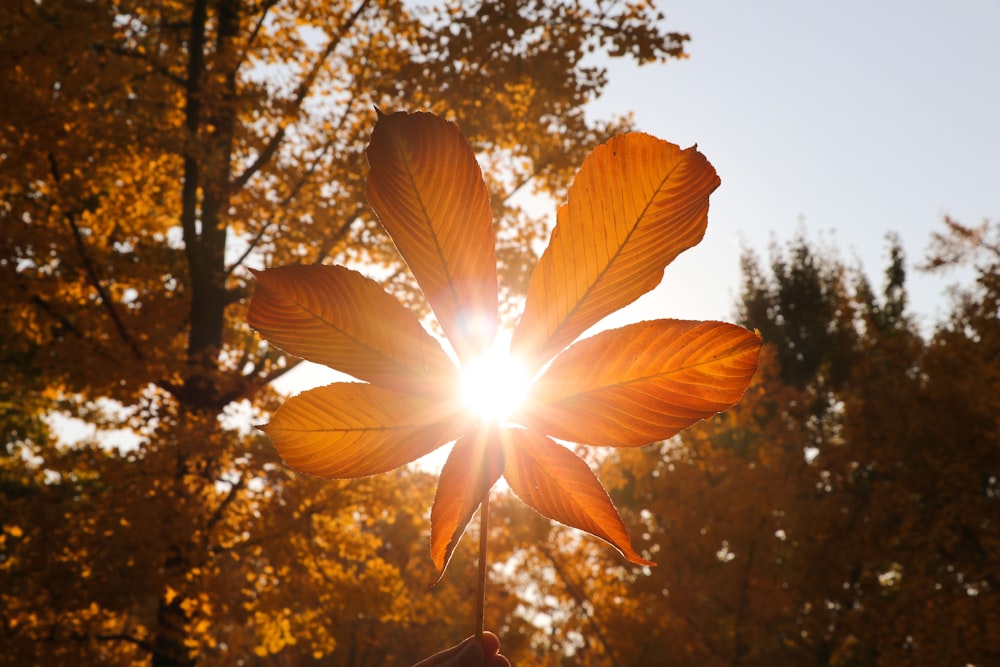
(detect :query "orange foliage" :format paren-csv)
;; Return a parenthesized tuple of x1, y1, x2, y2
(5, 0, 995, 663)
(248, 110, 761, 580)
(512, 230, 1000, 666)
(1, 0, 693, 664)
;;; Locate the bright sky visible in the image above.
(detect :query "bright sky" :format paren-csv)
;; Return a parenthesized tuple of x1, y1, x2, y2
(589, 0, 1000, 333)
(276, 0, 999, 396)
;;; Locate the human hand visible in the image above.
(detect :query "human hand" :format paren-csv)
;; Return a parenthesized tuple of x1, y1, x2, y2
(411, 631, 510, 667)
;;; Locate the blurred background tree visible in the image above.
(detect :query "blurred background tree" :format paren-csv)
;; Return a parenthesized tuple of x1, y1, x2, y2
(517, 222, 999, 666)
(0, 0, 688, 664)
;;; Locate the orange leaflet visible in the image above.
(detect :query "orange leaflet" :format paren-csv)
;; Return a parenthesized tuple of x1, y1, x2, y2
(247, 264, 458, 395)
(431, 427, 506, 577)
(510, 134, 721, 376)
(247, 110, 762, 578)
(501, 429, 654, 567)
(516, 320, 763, 447)
(366, 109, 498, 365)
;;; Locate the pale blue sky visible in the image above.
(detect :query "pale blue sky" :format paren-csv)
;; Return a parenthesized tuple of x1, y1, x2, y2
(589, 0, 999, 332)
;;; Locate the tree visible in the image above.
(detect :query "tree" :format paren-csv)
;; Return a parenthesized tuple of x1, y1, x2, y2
(517, 227, 999, 666)
(0, 0, 692, 664)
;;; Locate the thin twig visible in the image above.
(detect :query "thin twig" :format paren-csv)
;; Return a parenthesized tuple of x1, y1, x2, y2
(475, 493, 490, 640)
(230, 0, 372, 192)
(540, 544, 623, 667)
(47, 153, 144, 361)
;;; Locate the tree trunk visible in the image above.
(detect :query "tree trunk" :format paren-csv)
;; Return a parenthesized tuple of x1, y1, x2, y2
(150, 0, 243, 664)
(180, 0, 241, 409)
(152, 593, 197, 667)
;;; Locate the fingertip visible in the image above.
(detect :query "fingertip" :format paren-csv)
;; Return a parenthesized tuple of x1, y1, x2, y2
(480, 631, 501, 656)
(480, 632, 509, 666)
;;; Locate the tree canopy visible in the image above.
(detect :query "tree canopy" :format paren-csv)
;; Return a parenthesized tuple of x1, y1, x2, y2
(527, 224, 1000, 666)
(1, 0, 692, 664)
(2, 0, 997, 664)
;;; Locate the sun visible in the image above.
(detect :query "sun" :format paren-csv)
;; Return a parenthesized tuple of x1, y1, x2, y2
(460, 339, 530, 424)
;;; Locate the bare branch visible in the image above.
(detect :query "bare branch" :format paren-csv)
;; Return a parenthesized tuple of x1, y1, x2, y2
(107, 45, 186, 86)
(225, 82, 369, 275)
(206, 474, 246, 532)
(28, 293, 119, 368)
(235, 0, 279, 76)
(47, 153, 144, 361)
(230, 0, 372, 192)
(539, 544, 623, 667)
(312, 208, 365, 265)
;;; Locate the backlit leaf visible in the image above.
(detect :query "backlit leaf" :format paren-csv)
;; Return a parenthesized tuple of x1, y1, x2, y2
(247, 265, 458, 394)
(366, 110, 498, 363)
(246, 111, 759, 584)
(502, 429, 653, 566)
(430, 427, 505, 578)
(517, 320, 761, 446)
(263, 383, 466, 478)
(511, 133, 720, 373)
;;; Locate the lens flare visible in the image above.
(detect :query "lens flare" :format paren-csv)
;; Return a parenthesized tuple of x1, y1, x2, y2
(460, 341, 529, 423)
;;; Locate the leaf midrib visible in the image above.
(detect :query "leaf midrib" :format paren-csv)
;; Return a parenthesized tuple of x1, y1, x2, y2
(543, 151, 688, 357)
(294, 296, 440, 380)
(395, 132, 463, 331)
(550, 340, 755, 399)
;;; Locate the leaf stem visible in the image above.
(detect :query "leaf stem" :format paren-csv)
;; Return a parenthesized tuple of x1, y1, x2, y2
(475, 492, 489, 640)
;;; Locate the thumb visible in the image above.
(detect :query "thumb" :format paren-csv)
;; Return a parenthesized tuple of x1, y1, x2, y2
(458, 632, 509, 667)
(479, 631, 501, 656)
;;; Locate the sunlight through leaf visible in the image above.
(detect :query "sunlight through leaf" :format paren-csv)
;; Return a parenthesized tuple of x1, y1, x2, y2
(248, 110, 761, 579)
